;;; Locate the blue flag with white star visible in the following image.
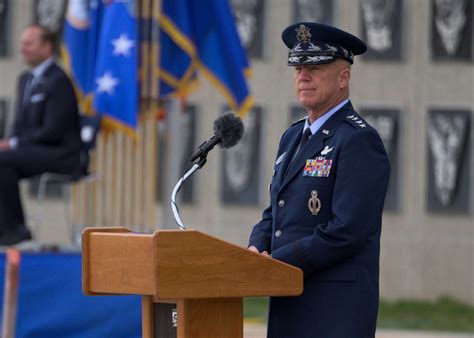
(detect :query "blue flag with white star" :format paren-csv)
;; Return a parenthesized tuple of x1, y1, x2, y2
(62, 0, 138, 135)
(93, 0, 138, 134)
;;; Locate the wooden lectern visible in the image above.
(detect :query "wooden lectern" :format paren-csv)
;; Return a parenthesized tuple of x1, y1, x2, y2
(82, 227, 303, 338)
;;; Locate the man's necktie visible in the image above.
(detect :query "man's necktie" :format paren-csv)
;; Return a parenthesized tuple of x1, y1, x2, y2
(292, 127, 312, 161)
(22, 73, 34, 107)
(285, 127, 313, 175)
(297, 127, 313, 153)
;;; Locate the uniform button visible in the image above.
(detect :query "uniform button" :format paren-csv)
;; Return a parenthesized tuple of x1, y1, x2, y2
(278, 200, 285, 207)
(275, 230, 282, 238)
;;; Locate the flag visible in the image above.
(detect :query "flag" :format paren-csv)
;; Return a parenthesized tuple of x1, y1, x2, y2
(62, 0, 138, 136)
(159, 0, 253, 117)
(62, 0, 104, 114)
(93, 0, 138, 135)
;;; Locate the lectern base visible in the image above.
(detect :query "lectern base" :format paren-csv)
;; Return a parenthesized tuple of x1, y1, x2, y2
(142, 296, 243, 338)
(154, 303, 177, 338)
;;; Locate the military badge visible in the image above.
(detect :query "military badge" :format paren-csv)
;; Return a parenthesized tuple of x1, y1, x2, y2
(320, 145, 334, 155)
(295, 24, 312, 43)
(303, 157, 333, 177)
(308, 190, 321, 215)
(275, 152, 286, 166)
(346, 114, 367, 128)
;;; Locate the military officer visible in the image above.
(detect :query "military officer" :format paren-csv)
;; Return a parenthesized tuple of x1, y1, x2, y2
(248, 22, 390, 338)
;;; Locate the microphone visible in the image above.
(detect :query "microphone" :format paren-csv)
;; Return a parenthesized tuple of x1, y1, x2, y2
(171, 112, 244, 230)
(189, 112, 244, 162)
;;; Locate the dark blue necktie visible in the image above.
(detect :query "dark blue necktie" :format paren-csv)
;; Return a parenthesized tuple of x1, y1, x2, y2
(285, 127, 313, 176)
(298, 127, 313, 153)
(292, 127, 312, 162)
(22, 72, 34, 107)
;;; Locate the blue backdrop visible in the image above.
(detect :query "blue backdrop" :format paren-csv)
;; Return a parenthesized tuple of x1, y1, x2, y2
(0, 252, 141, 337)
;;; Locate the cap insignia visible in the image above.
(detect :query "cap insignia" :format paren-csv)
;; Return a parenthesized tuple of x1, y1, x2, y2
(325, 44, 338, 53)
(295, 24, 312, 43)
(308, 43, 321, 51)
(305, 55, 333, 63)
(293, 43, 303, 52)
(340, 46, 349, 58)
(289, 56, 302, 63)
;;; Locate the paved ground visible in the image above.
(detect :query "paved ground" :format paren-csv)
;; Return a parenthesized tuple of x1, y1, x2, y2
(244, 323, 474, 338)
(376, 331, 474, 338)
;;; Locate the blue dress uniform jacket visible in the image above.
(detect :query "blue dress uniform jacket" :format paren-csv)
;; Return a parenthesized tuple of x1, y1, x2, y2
(249, 101, 390, 338)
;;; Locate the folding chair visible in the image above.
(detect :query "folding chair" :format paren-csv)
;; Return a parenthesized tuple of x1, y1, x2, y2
(34, 115, 101, 245)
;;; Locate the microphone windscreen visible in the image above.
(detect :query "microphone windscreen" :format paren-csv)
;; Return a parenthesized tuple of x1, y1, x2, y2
(213, 112, 244, 148)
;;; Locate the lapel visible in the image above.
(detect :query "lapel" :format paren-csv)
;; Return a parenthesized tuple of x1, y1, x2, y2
(20, 72, 30, 93)
(21, 72, 33, 109)
(276, 124, 304, 185)
(22, 63, 54, 112)
(31, 62, 55, 94)
(278, 101, 354, 192)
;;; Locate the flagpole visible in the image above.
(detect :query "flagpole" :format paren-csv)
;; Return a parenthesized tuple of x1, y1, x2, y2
(161, 98, 183, 228)
(143, 0, 161, 230)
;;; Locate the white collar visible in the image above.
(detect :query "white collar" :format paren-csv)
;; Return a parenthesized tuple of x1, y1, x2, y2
(31, 57, 54, 79)
(303, 99, 349, 135)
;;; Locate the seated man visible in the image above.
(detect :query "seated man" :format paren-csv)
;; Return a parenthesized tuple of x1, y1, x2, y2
(0, 24, 81, 245)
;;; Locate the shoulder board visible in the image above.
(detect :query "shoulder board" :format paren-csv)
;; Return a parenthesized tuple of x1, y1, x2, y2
(290, 116, 306, 127)
(344, 113, 368, 129)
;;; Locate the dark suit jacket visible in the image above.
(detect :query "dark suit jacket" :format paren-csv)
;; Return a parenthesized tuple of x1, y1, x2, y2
(9, 62, 81, 177)
(249, 101, 390, 338)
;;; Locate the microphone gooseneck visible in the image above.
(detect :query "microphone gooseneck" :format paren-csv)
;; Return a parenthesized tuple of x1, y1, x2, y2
(171, 112, 244, 229)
